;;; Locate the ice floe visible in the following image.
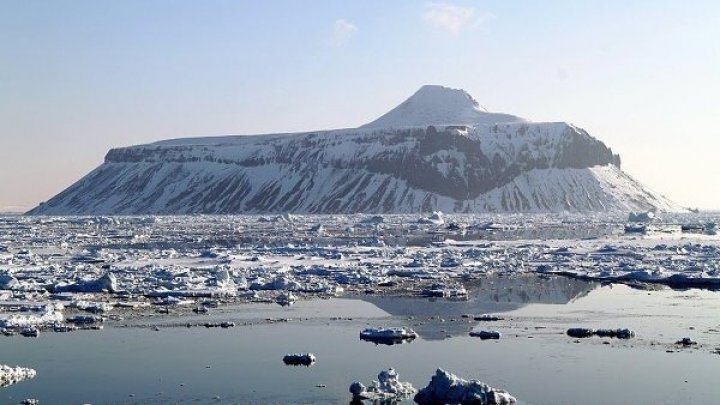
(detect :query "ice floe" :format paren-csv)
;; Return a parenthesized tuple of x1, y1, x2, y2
(567, 328, 635, 339)
(1, 212, 720, 338)
(469, 330, 501, 340)
(350, 368, 416, 402)
(360, 327, 417, 344)
(414, 368, 516, 405)
(0, 365, 37, 387)
(282, 353, 316, 366)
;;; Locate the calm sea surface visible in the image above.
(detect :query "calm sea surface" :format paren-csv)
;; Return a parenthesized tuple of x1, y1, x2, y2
(2, 276, 720, 404)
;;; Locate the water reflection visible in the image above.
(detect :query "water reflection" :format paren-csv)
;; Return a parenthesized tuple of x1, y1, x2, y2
(361, 275, 598, 340)
(359, 336, 416, 346)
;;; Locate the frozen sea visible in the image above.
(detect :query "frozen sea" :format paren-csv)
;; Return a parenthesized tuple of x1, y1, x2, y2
(2, 213, 720, 404)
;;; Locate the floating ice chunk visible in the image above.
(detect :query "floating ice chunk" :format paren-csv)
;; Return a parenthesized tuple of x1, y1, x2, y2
(0, 273, 19, 290)
(265, 213, 295, 223)
(0, 304, 64, 329)
(70, 300, 113, 313)
(567, 328, 635, 339)
(628, 211, 656, 223)
(66, 315, 102, 325)
(594, 328, 635, 339)
(414, 368, 516, 405)
(675, 337, 697, 346)
(360, 327, 417, 344)
(20, 327, 39, 337)
(71, 249, 106, 264)
(256, 277, 302, 291)
(276, 292, 297, 306)
(0, 365, 37, 387)
(310, 223, 324, 236)
(350, 368, 416, 401)
(473, 315, 505, 322)
(624, 224, 648, 234)
(282, 353, 316, 366)
(418, 211, 445, 225)
(469, 330, 501, 340)
(55, 272, 118, 293)
(211, 268, 237, 293)
(154, 296, 195, 306)
(203, 321, 235, 328)
(115, 301, 150, 309)
(423, 283, 468, 298)
(360, 215, 385, 224)
(235, 276, 249, 290)
(440, 257, 463, 268)
(566, 328, 595, 338)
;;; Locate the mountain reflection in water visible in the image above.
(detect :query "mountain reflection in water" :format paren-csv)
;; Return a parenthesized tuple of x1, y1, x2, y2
(360, 274, 598, 340)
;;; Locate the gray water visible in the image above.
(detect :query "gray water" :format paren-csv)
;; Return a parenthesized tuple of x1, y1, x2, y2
(2, 276, 720, 404)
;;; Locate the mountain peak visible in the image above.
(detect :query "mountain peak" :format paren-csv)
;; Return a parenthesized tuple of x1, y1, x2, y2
(361, 85, 525, 129)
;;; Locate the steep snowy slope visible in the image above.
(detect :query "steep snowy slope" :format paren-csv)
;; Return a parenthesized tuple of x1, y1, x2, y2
(475, 165, 679, 212)
(28, 86, 683, 215)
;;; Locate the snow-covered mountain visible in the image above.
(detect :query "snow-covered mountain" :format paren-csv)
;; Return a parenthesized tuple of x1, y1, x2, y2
(362, 85, 525, 128)
(28, 85, 682, 215)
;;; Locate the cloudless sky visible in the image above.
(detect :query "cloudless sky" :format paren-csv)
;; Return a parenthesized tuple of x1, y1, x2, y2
(2, 0, 719, 211)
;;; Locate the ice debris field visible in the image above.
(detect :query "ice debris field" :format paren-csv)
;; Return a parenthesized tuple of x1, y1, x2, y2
(1, 211, 720, 337)
(2, 211, 720, 403)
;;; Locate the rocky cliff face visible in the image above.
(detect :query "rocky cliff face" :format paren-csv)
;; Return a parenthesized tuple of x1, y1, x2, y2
(28, 86, 680, 215)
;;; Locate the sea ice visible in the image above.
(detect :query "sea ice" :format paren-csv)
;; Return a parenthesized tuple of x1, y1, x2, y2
(282, 353, 316, 366)
(469, 330, 501, 340)
(350, 368, 416, 401)
(54, 272, 118, 293)
(414, 368, 516, 405)
(360, 327, 418, 343)
(0, 304, 63, 329)
(628, 211, 656, 223)
(276, 292, 297, 306)
(567, 328, 635, 339)
(0, 365, 37, 387)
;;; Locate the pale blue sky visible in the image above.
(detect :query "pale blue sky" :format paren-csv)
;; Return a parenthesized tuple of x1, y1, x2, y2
(2, 1, 719, 210)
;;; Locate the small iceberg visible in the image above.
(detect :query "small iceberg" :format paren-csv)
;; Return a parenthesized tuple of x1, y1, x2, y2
(422, 283, 468, 298)
(469, 330, 501, 340)
(350, 368, 416, 402)
(473, 315, 505, 322)
(0, 365, 37, 388)
(418, 211, 445, 225)
(360, 327, 417, 345)
(624, 224, 648, 234)
(54, 272, 118, 293)
(628, 211, 656, 223)
(675, 337, 698, 347)
(276, 292, 297, 306)
(567, 328, 635, 339)
(414, 368, 516, 405)
(282, 353, 316, 366)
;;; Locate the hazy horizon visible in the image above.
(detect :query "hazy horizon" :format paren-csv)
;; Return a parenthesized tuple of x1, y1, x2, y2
(2, 0, 719, 211)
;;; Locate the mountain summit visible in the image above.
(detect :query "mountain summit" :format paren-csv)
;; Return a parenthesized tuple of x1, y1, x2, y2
(362, 85, 525, 128)
(28, 86, 682, 215)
